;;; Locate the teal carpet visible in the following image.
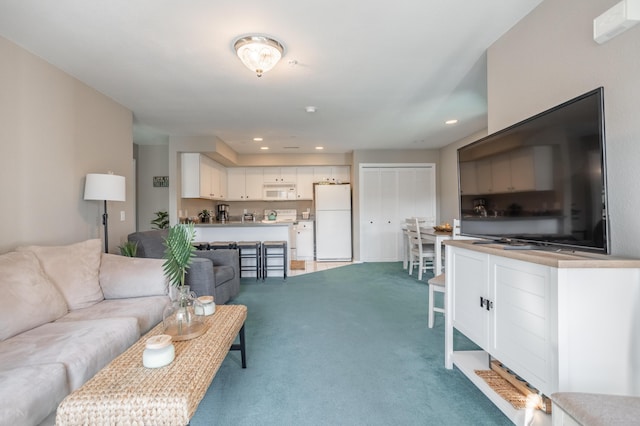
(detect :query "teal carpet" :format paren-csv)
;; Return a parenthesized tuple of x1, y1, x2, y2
(190, 262, 511, 426)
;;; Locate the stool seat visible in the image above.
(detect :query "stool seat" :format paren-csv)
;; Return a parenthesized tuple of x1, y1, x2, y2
(262, 241, 287, 280)
(209, 241, 237, 249)
(192, 241, 209, 250)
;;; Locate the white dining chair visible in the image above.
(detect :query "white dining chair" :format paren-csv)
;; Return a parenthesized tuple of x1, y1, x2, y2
(427, 218, 461, 328)
(406, 218, 435, 281)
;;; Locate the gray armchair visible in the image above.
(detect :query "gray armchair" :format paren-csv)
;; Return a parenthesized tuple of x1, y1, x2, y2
(127, 229, 240, 304)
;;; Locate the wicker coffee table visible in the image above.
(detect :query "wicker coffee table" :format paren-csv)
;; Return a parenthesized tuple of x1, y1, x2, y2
(56, 304, 247, 426)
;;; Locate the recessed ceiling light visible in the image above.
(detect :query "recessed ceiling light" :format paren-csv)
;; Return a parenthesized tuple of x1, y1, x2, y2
(253, 137, 263, 142)
(260, 146, 269, 150)
(315, 146, 324, 150)
(305, 106, 317, 113)
(445, 119, 458, 125)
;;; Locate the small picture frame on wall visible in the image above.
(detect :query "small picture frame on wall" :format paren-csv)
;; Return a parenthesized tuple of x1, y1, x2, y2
(153, 176, 169, 187)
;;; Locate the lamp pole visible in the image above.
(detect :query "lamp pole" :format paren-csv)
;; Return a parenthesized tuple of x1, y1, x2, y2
(102, 200, 109, 253)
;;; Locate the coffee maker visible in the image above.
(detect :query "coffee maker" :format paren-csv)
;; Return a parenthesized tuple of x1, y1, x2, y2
(473, 198, 487, 216)
(216, 204, 229, 222)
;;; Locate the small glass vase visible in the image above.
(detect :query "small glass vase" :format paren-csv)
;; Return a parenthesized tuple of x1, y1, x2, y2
(162, 285, 206, 341)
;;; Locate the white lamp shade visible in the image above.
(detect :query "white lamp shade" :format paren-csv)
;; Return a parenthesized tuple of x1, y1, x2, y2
(84, 173, 126, 201)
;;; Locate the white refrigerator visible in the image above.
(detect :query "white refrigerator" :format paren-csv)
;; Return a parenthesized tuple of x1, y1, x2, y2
(314, 183, 352, 261)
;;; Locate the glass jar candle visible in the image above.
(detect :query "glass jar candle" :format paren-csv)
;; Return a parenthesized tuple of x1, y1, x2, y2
(195, 295, 215, 316)
(142, 334, 175, 368)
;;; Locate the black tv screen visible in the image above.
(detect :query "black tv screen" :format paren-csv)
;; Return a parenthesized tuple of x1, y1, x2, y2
(457, 87, 609, 253)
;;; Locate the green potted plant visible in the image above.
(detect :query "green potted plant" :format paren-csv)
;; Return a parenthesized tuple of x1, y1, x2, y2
(118, 241, 138, 257)
(161, 223, 205, 339)
(198, 209, 211, 223)
(151, 210, 169, 230)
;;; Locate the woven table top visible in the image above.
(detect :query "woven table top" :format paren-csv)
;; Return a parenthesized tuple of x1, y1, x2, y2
(56, 304, 247, 426)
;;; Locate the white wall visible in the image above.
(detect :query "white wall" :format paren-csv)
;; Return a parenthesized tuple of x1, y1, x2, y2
(0, 36, 134, 254)
(439, 0, 640, 258)
(135, 144, 170, 231)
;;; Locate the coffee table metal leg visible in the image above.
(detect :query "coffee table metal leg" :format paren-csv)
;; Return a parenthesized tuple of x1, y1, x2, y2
(230, 323, 246, 368)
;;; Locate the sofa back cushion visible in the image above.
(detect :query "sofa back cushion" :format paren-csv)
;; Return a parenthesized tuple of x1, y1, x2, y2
(18, 239, 104, 310)
(99, 253, 169, 299)
(0, 251, 68, 341)
(127, 229, 169, 259)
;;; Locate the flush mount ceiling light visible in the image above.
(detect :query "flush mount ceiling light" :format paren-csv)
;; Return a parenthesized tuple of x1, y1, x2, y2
(234, 35, 284, 77)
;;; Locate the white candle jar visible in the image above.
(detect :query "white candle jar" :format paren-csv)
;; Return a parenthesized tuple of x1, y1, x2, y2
(195, 295, 215, 316)
(143, 334, 175, 368)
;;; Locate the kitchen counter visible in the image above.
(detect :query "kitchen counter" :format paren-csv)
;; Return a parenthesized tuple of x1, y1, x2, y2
(194, 223, 293, 276)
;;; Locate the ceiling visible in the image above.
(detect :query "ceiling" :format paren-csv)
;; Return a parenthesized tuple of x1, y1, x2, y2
(0, 0, 542, 154)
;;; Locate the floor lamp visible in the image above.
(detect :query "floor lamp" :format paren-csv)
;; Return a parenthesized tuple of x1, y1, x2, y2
(84, 173, 126, 253)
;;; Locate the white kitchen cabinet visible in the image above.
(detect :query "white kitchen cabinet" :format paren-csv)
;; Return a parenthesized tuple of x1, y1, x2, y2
(359, 165, 436, 262)
(459, 161, 478, 195)
(445, 241, 640, 425)
(227, 167, 264, 201)
(294, 220, 314, 260)
(181, 153, 226, 200)
(313, 166, 350, 183)
(263, 167, 297, 183)
(296, 167, 315, 200)
(473, 146, 553, 194)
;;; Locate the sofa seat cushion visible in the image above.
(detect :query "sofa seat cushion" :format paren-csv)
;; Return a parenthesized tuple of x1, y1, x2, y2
(0, 363, 69, 426)
(0, 251, 68, 341)
(57, 296, 170, 335)
(213, 265, 235, 287)
(18, 239, 104, 310)
(99, 253, 169, 299)
(0, 317, 139, 391)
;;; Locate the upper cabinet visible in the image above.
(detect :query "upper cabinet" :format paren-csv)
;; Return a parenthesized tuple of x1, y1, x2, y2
(224, 165, 351, 201)
(263, 167, 297, 183)
(313, 166, 350, 184)
(459, 161, 478, 195)
(296, 167, 315, 200)
(181, 153, 227, 200)
(469, 146, 553, 194)
(227, 168, 264, 201)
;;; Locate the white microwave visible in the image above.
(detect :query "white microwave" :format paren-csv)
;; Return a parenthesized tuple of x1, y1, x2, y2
(263, 183, 297, 200)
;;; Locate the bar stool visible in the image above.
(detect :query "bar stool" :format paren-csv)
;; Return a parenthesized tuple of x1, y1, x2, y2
(208, 241, 236, 250)
(236, 241, 262, 280)
(261, 241, 287, 280)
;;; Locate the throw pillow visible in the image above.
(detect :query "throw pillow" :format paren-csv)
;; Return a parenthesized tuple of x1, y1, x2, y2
(18, 239, 104, 310)
(0, 251, 68, 341)
(99, 254, 168, 299)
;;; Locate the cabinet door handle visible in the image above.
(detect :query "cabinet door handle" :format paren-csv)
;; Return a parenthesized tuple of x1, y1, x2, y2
(480, 297, 485, 308)
(486, 300, 493, 311)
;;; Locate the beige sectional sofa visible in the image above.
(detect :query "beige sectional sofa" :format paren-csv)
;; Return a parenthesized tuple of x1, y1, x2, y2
(0, 239, 171, 426)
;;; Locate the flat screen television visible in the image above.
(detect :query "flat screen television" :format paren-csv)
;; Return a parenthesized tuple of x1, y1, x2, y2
(457, 87, 609, 253)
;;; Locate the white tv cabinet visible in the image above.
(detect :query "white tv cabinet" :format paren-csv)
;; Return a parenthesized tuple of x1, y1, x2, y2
(444, 240, 640, 425)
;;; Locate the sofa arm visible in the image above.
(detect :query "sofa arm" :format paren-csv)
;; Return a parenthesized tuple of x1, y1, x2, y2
(99, 254, 168, 299)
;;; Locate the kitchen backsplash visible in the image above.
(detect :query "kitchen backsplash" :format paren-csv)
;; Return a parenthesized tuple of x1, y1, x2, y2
(180, 199, 313, 221)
